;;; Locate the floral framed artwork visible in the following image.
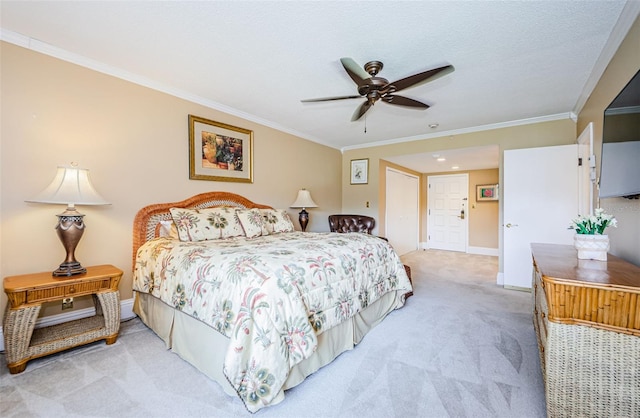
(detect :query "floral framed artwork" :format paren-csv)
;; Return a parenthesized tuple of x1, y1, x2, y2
(188, 114, 253, 183)
(477, 184, 499, 201)
(350, 159, 369, 184)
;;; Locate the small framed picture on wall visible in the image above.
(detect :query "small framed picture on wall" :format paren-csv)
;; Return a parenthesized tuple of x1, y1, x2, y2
(477, 184, 499, 201)
(350, 159, 369, 184)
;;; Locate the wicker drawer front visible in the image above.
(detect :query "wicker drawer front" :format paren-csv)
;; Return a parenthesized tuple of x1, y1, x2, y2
(26, 278, 113, 304)
(535, 292, 548, 347)
(532, 267, 548, 363)
(545, 281, 640, 335)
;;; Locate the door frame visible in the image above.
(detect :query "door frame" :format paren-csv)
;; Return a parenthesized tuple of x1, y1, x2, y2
(502, 144, 578, 289)
(426, 173, 469, 252)
(577, 122, 595, 216)
(385, 167, 420, 255)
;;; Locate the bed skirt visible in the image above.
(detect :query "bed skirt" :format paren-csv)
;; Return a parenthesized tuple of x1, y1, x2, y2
(133, 289, 402, 404)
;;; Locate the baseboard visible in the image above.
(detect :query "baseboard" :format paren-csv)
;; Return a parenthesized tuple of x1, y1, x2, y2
(0, 298, 136, 352)
(503, 284, 532, 292)
(467, 246, 499, 256)
(419, 242, 499, 257)
(496, 272, 504, 286)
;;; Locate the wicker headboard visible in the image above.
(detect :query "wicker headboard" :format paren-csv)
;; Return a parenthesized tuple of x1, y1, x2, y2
(132, 191, 272, 267)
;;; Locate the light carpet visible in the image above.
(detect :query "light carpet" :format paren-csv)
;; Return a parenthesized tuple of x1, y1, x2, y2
(0, 249, 546, 417)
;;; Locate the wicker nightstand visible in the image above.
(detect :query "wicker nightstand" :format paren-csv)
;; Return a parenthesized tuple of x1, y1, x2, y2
(3, 264, 122, 374)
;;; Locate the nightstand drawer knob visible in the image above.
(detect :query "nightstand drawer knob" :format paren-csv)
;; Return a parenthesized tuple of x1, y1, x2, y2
(69, 287, 76, 294)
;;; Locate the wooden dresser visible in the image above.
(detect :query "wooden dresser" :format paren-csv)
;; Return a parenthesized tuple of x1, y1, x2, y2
(531, 243, 640, 417)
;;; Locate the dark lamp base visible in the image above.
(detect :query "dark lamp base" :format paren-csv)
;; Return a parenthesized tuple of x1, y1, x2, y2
(53, 262, 87, 277)
(298, 209, 309, 232)
(53, 208, 87, 277)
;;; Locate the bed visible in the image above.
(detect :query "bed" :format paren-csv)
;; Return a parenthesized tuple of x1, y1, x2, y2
(131, 191, 412, 413)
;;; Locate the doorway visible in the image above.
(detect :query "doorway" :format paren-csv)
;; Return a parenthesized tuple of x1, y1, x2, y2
(503, 144, 578, 289)
(427, 173, 469, 252)
(385, 168, 419, 255)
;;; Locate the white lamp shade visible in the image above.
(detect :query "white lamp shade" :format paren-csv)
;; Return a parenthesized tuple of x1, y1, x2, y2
(27, 166, 110, 206)
(290, 189, 318, 209)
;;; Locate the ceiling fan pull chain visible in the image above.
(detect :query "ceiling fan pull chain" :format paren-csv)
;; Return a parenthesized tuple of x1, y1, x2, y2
(364, 114, 367, 133)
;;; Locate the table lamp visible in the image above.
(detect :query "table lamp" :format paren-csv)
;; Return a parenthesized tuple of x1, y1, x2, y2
(290, 189, 318, 232)
(26, 164, 110, 276)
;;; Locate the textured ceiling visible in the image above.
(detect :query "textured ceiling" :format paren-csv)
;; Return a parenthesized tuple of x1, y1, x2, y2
(1, 1, 637, 173)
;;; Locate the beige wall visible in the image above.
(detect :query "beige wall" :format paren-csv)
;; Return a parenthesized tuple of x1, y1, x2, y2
(378, 163, 498, 249)
(577, 15, 640, 266)
(423, 168, 500, 249)
(0, 42, 342, 321)
(377, 163, 499, 250)
(342, 119, 577, 260)
(467, 169, 500, 248)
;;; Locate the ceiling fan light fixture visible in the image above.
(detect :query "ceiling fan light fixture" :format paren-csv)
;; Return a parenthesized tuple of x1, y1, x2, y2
(301, 58, 454, 122)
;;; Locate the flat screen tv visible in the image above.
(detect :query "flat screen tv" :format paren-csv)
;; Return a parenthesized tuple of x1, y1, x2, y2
(599, 69, 640, 199)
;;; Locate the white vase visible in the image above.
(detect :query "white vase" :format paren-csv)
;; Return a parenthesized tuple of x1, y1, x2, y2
(574, 234, 609, 261)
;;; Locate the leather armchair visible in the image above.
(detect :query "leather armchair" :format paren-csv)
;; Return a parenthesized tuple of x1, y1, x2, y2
(328, 214, 376, 234)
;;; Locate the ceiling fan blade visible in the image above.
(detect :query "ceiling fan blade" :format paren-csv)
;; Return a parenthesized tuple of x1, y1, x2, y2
(381, 95, 430, 108)
(301, 95, 362, 103)
(351, 101, 372, 121)
(387, 65, 454, 93)
(340, 57, 370, 86)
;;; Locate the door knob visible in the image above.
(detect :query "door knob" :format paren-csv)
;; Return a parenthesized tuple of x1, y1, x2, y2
(505, 223, 519, 228)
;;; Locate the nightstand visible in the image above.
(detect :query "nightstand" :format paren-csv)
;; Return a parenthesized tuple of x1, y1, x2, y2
(3, 264, 122, 374)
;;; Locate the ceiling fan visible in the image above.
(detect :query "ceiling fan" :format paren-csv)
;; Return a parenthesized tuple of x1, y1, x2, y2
(301, 58, 454, 121)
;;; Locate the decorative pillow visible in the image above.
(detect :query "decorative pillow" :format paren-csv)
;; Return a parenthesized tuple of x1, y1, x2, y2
(235, 208, 269, 238)
(158, 220, 179, 239)
(260, 209, 294, 234)
(169, 207, 244, 241)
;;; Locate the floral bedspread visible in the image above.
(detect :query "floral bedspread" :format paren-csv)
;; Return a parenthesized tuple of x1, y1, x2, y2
(133, 231, 411, 412)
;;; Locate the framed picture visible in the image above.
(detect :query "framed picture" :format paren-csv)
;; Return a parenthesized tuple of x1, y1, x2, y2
(477, 184, 499, 201)
(350, 158, 369, 184)
(189, 114, 253, 183)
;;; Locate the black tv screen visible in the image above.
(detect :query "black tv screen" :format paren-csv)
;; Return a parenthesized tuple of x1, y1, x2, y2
(599, 69, 640, 199)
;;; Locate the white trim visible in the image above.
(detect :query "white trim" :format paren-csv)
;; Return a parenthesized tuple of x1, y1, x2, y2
(0, 298, 136, 352)
(0, 29, 332, 150)
(417, 243, 497, 257)
(342, 112, 574, 152)
(496, 272, 504, 286)
(0, 28, 582, 154)
(385, 167, 420, 254)
(121, 298, 136, 321)
(572, 1, 640, 116)
(426, 173, 470, 253)
(467, 246, 499, 257)
(503, 284, 531, 292)
(605, 105, 640, 116)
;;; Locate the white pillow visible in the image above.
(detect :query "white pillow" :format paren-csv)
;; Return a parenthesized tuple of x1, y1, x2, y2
(169, 207, 245, 241)
(236, 208, 269, 238)
(158, 220, 179, 239)
(260, 209, 294, 234)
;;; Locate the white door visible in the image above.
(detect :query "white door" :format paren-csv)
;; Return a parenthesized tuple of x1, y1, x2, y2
(385, 168, 419, 255)
(427, 174, 469, 252)
(503, 144, 578, 289)
(577, 122, 594, 216)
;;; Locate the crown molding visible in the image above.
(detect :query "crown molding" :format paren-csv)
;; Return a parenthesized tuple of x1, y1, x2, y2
(0, 28, 595, 154)
(341, 112, 575, 152)
(572, 1, 640, 116)
(0, 29, 331, 149)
